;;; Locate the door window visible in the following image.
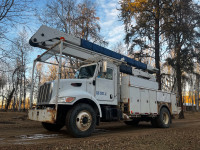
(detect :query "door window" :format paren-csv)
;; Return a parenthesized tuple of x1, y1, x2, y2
(97, 67, 113, 80)
(77, 65, 96, 79)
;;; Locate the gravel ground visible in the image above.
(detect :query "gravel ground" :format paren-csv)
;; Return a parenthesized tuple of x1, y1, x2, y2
(0, 111, 200, 150)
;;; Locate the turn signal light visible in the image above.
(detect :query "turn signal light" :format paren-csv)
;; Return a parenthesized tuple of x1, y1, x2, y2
(65, 97, 75, 102)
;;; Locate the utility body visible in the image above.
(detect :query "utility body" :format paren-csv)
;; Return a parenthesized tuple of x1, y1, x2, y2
(28, 25, 180, 137)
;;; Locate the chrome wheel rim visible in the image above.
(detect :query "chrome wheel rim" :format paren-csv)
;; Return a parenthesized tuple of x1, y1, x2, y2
(163, 112, 169, 125)
(76, 110, 92, 131)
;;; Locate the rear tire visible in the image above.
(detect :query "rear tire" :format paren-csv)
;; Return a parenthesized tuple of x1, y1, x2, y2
(42, 122, 64, 131)
(157, 107, 171, 128)
(66, 103, 96, 138)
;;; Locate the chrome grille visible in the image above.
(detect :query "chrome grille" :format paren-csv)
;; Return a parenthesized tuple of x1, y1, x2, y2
(37, 82, 53, 104)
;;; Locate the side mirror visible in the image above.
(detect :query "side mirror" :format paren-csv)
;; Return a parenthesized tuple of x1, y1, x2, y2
(102, 61, 107, 73)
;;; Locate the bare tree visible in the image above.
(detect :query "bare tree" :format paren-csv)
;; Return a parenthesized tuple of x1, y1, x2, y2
(112, 42, 127, 55)
(37, 0, 78, 35)
(0, 0, 34, 44)
(5, 65, 20, 110)
(0, 0, 34, 73)
(35, 0, 108, 78)
(2, 27, 33, 111)
(0, 73, 6, 109)
(15, 28, 32, 110)
(77, 0, 100, 40)
(37, 0, 107, 45)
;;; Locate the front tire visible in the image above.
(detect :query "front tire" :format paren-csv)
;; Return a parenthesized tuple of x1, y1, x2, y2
(42, 122, 64, 131)
(66, 103, 96, 138)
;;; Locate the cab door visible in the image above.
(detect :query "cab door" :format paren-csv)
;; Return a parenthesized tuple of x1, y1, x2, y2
(95, 67, 115, 102)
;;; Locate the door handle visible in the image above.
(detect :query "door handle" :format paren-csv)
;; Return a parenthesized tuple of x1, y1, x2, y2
(110, 94, 113, 99)
(93, 80, 96, 86)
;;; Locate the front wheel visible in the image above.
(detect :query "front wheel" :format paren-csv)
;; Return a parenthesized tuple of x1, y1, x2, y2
(66, 103, 96, 138)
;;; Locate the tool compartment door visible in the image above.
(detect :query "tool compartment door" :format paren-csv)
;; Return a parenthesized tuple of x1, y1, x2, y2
(149, 90, 157, 114)
(140, 89, 150, 114)
(171, 94, 178, 114)
(129, 87, 141, 114)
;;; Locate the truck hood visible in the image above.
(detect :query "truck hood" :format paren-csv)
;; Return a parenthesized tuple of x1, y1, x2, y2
(55, 78, 88, 85)
(51, 78, 93, 102)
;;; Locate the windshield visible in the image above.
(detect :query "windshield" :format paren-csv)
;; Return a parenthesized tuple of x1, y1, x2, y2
(76, 65, 96, 79)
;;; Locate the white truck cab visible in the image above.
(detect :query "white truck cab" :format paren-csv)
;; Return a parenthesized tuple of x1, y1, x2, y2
(28, 25, 180, 138)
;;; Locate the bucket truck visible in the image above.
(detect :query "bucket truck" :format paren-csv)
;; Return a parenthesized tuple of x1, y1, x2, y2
(28, 25, 180, 137)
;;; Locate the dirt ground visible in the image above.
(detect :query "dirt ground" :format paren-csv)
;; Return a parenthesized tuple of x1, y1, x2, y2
(0, 112, 200, 150)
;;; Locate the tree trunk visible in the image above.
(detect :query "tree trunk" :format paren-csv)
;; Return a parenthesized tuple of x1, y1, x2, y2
(195, 74, 199, 111)
(176, 45, 184, 119)
(13, 94, 16, 111)
(155, 0, 161, 90)
(23, 92, 26, 111)
(5, 88, 15, 110)
(1, 96, 4, 109)
(192, 90, 195, 111)
(18, 82, 22, 111)
(23, 69, 26, 111)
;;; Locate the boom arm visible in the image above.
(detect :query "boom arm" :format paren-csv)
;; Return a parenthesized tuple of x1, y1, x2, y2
(29, 25, 158, 73)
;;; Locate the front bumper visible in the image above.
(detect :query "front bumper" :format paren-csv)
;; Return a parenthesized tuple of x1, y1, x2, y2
(28, 108, 57, 124)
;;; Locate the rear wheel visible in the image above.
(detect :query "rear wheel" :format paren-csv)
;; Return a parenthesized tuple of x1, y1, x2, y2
(42, 122, 64, 131)
(66, 103, 96, 138)
(157, 107, 171, 128)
